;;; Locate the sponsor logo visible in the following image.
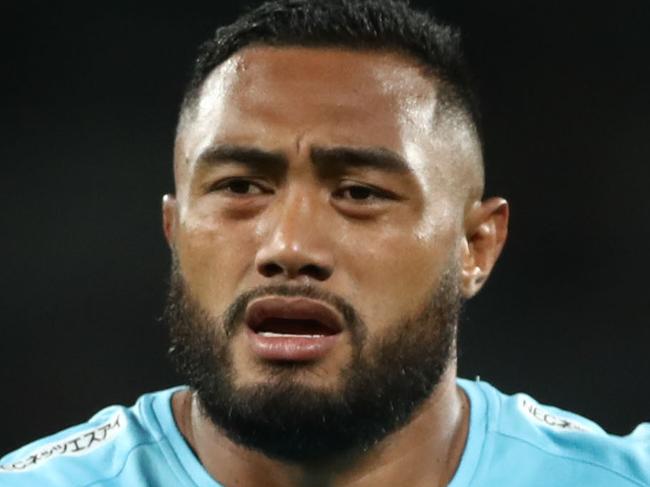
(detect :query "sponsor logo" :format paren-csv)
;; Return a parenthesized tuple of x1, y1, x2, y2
(0, 412, 126, 473)
(519, 397, 591, 432)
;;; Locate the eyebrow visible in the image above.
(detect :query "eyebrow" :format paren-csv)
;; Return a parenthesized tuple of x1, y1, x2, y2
(196, 144, 288, 172)
(310, 146, 411, 175)
(195, 144, 411, 175)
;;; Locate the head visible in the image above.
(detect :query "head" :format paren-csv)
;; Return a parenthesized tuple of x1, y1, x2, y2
(163, 0, 508, 463)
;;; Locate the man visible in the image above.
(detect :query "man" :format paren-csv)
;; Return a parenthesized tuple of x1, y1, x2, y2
(1, 0, 648, 485)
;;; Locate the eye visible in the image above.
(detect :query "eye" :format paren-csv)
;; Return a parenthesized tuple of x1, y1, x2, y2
(344, 186, 374, 200)
(334, 184, 389, 202)
(210, 178, 269, 196)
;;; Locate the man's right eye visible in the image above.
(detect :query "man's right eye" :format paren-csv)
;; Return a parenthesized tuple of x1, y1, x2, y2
(210, 179, 268, 195)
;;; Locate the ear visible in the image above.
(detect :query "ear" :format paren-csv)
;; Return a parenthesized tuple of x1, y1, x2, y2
(460, 197, 509, 298)
(162, 194, 178, 248)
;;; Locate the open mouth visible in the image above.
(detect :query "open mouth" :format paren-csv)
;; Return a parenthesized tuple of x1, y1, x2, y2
(245, 296, 343, 335)
(244, 297, 344, 361)
(252, 317, 340, 337)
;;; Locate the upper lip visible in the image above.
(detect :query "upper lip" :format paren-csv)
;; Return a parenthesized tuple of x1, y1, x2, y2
(244, 296, 344, 334)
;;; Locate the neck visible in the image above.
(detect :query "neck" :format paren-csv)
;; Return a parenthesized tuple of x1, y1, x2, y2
(172, 368, 469, 487)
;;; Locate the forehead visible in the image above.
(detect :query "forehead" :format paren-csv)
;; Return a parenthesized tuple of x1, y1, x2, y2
(180, 46, 439, 157)
(228, 46, 435, 105)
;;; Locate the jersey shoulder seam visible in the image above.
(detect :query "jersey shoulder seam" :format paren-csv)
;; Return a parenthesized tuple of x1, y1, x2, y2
(492, 430, 649, 487)
(80, 437, 173, 487)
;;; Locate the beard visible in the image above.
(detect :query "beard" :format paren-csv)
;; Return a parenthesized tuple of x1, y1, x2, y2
(164, 262, 462, 464)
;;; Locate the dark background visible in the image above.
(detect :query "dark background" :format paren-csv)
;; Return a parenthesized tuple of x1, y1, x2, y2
(2, 1, 649, 454)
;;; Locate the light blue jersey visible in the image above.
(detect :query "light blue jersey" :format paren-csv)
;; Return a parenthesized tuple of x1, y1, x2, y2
(2, 379, 649, 486)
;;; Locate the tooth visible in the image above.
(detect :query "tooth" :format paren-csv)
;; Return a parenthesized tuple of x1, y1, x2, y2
(258, 332, 325, 338)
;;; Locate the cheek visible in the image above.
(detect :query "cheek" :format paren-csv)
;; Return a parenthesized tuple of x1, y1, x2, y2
(175, 212, 258, 315)
(342, 217, 459, 327)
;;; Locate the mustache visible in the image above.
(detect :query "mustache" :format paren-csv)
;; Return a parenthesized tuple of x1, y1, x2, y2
(221, 283, 366, 343)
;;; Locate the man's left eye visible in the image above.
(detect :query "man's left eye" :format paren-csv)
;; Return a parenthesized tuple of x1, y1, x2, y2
(335, 185, 388, 201)
(225, 180, 262, 194)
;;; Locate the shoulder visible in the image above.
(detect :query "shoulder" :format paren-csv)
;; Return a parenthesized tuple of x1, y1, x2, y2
(0, 387, 185, 487)
(460, 378, 650, 487)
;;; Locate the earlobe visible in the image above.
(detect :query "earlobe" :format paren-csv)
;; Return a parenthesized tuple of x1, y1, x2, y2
(460, 237, 482, 297)
(460, 197, 509, 298)
(162, 194, 178, 248)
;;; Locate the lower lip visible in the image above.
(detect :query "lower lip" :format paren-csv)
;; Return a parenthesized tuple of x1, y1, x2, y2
(245, 327, 341, 362)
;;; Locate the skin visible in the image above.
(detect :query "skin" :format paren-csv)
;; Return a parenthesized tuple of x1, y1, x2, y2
(163, 46, 508, 487)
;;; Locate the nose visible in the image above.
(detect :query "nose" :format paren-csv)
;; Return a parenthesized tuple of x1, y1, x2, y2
(254, 191, 334, 282)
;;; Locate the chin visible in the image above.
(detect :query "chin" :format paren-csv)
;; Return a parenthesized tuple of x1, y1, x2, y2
(233, 356, 348, 392)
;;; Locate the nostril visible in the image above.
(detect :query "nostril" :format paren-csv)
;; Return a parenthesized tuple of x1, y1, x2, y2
(259, 262, 284, 278)
(257, 261, 332, 280)
(300, 264, 331, 281)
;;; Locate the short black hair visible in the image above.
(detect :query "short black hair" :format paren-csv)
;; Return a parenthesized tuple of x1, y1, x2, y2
(180, 0, 480, 141)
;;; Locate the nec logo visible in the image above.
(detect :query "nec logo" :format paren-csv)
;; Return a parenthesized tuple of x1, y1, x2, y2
(519, 397, 591, 433)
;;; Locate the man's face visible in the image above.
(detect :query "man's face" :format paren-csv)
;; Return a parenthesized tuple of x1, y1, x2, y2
(165, 47, 475, 459)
